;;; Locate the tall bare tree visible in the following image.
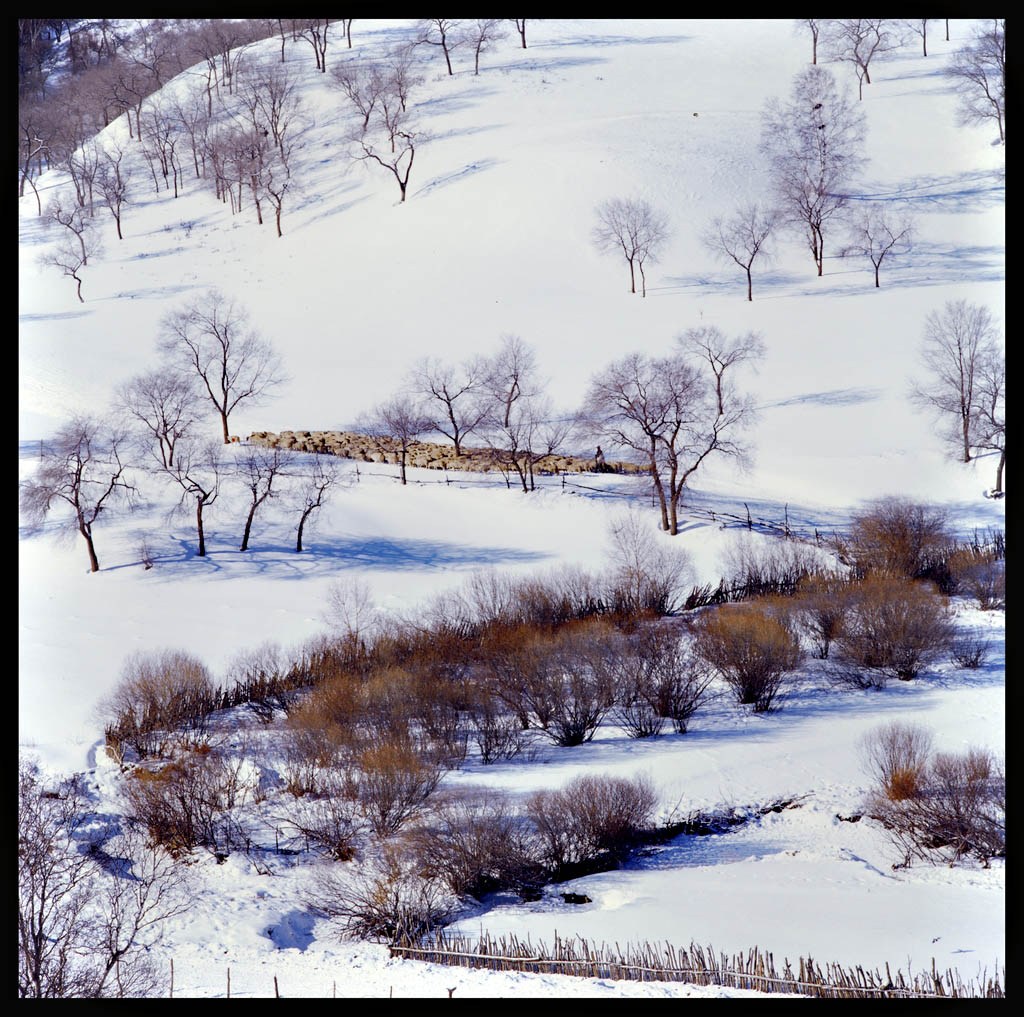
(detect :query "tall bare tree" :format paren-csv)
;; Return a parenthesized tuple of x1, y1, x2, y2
(412, 355, 491, 455)
(236, 445, 288, 551)
(161, 436, 226, 557)
(593, 197, 669, 297)
(794, 18, 827, 64)
(586, 333, 760, 535)
(702, 202, 778, 301)
(96, 143, 131, 239)
(902, 18, 933, 57)
(465, 19, 507, 75)
(840, 204, 915, 287)
(157, 290, 286, 444)
(360, 396, 434, 485)
(418, 19, 462, 76)
(971, 344, 1005, 494)
(822, 19, 904, 100)
(511, 19, 529, 49)
(20, 414, 137, 572)
(760, 66, 867, 277)
(117, 369, 201, 471)
(947, 19, 1005, 143)
(294, 455, 343, 552)
(910, 299, 1000, 466)
(482, 335, 539, 429)
(39, 232, 102, 303)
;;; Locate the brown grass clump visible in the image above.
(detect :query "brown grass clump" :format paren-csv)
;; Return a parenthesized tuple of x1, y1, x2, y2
(694, 604, 802, 712)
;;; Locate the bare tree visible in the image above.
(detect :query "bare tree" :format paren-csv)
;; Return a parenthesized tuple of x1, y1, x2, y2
(96, 143, 131, 239)
(20, 415, 136, 572)
(465, 19, 507, 75)
(586, 333, 760, 535)
(902, 18, 933, 57)
(418, 19, 462, 76)
(971, 344, 1005, 494)
(236, 445, 289, 551)
(681, 326, 766, 416)
(45, 190, 95, 264)
(702, 202, 778, 301)
(485, 397, 575, 493)
(947, 19, 1005, 143)
(840, 204, 914, 287)
(360, 396, 434, 486)
(822, 19, 904, 100)
(296, 18, 330, 72)
(162, 436, 226, 557)
(794, 18, 827, 64)
(910, 300, 1000, 467)
(332, 61, 390, 133)
(158, 289, 286, 444)
(385, 44, 425, 113)
(294, 454, 343, 552)
(412, 356, 491, 455)
(351, 104, 423, 202)
(511, 19, 529, 49)
(593, 197, 669, 297)
(760, 66, 867, 277)
(19, 762, 95, 997)
(19, 760, 191, 998)
(481, 334, 539, 429)
(39, 232, 102, 303)
(117, 369, 202, 471)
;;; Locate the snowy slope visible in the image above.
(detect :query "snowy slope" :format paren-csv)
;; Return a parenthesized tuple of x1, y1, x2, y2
(19, 18, 1004, 998)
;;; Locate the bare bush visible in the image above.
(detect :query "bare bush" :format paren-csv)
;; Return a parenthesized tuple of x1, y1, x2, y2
(223, 641, 286, 723)
(959, 559, 1005, 611)
(949, 636, 990, 670)
(535, 621, 619, 746)
(694, 604, 802, 712)
(605, 508, 694, 616)
(720, 532, 832, 599)
(121, 750, 252, 857)
(410, 791, 542, 899)
(100, 649, 218, 760)
(526, 773, 658, 870)
(793, 573, 858, 659)
(281, 694, 356, 796)
(303, 843, 454, 943)
(845, 497, 952, 579)
(467, 694, 529, 763)
(858, 721, 934, 802)
(280, 771, 360, 860)
(831, 575, 955, 685)
(866, 742, 1005, 867)
(607, 625, 715, 737)
(355, 736, 445, 838)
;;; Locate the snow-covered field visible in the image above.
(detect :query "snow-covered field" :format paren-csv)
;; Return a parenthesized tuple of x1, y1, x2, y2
(19, 19, 1004, 998)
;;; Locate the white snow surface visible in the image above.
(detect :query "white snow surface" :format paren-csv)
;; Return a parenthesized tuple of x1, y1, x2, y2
(19, 18, 1004, 998)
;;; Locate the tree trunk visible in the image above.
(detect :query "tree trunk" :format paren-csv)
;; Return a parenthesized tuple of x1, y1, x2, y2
(196, 500, 206, 556)
(74, 274, 84, 302)
(221, 413, 230, 444)
(81, 525, 100, 572)
(746, 266, 752, 301)
(442, 44, 453, 75)
(628, 259, 635, 293)
(994, 449, 1005, 493)
(874, 263, 880, 287)
(240, 505, 257, 551)
(296, 509, 311, 551)
(639, 260, 647, 298)
(399, 452, 407, 485)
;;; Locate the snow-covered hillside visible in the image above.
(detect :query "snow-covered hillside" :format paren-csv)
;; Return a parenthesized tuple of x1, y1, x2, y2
(19, 19, 1004, 998)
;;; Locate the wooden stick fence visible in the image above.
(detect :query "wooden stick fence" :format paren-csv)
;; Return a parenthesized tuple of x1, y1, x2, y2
(389, 931, 1004, 999)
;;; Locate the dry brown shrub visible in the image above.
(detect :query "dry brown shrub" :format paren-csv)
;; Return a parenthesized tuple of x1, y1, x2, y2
(526, 773, 658, 870)
(846, 497, 952, 578)
(793, 573, 858, 659)
(281, 698, 356, 796)
(866, 742, 1005, 867)
(831, 574, 955, 684)
(355, 736, 445, 838)
(694, 603, 802, 712)
(858, 721, 933, 802)
(100, 649, 218, 759)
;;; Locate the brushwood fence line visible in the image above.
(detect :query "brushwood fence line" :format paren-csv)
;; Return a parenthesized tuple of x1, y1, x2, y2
(389, 931, 1004, 999)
